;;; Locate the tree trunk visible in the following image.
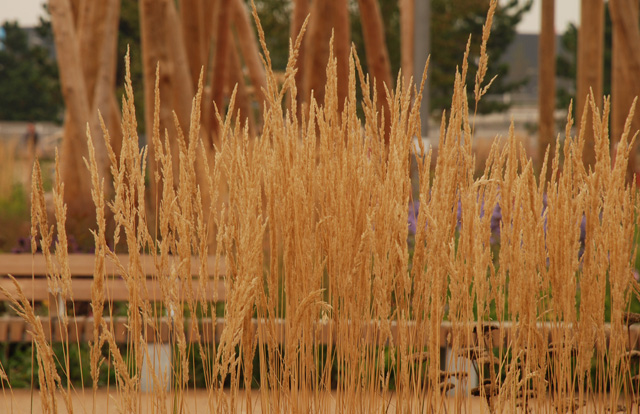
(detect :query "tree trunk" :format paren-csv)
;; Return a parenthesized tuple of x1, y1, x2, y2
(357, 0, 393, 143)
(91, 0, 121, 163)
(577, 0, 604, 168)
(210, 0, 232, 145)
(78, 0, 108, 101)
(202, 0, 217, 50)
(291, 0, 310, 107)
(166, 0, 196, 132)
(180, 0, 205, 91)
(201, 0, 220, 142)
(610, 0, 640, 177)
(49, 0, 102, 244)
(229, 37, 256, 135)
(538, 0, 555, 177)
(69, 0, 83, 26)
(304, 0, 333, 107)
(333, 0, 351, 111)
(230, 0, 268, 111)
(140, 0, 179, 202)
(400, 0, 414, 88)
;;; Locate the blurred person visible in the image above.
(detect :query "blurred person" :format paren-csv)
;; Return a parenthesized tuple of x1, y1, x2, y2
(23, 122, 39, 159)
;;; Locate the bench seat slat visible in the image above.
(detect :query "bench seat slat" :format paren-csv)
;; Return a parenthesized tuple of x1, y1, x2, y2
(0, 316, 638, 349)
(0, 277, 227, 303)
(0, 253, 224, 278)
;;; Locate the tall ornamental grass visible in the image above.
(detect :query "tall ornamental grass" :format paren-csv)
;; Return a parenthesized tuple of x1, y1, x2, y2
(2, 2, 640, 412)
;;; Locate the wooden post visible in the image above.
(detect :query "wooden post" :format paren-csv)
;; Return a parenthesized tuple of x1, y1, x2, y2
(357, 0, 392, 92)
(210, 0, 232, 144)
(140, 0, 180, 201)
(291, 0, 310, 106)
(414, 0, 430, 139)
(400, 0, 415, 88)
(538, 0, 556, 175)
(610, 0, 640, 177)
(230, 0, 268, 111)
(78, 0, 108, 101)
(180, 0, 206, 91)
(201, 0, 220, 141)
(357, 0, 393, 142)
(304, 0, 333, 107)
(301, 0, 351, 112)
(228, 37, 256, 135)
(576, 0, 604, 168)
(166, 0, 196, 132)
(202, 0, 218, 51)
(91, 0, 122, 165)
(69, 0, 82, 26)
(333, 0, 351, 110)
(60, 0, 117, 183)
(49, 0, 102, 239)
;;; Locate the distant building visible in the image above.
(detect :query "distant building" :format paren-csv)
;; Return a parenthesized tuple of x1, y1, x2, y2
(500, 33, 572, 107)
(24, 26, 56, 60)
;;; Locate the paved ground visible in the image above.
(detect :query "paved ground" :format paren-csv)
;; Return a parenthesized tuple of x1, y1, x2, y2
(3, 388, 636, 413)
(3, 389, 492, 413)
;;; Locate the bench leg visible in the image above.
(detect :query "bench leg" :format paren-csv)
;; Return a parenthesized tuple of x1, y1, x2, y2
(444, 346, 478, 396)
(141, 343, 172, 393)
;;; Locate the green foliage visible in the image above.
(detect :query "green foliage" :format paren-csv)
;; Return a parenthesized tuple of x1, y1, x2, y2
(251, 0, 530, 115)
(9, 0, 530, 129)
(0, 183, 28, 218)
(429, 0, 532, 114)
(0, 21, 62, 122)
(253, 0, 292, 70)
(0, 184, 30, 252)
(0, 342, 115, 388)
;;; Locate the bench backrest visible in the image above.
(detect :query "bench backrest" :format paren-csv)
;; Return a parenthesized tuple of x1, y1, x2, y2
(0, 253, 226, 302)
(0, 253, 226, 343)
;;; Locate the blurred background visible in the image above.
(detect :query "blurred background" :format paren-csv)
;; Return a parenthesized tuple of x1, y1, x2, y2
(0, 0, 634, 251)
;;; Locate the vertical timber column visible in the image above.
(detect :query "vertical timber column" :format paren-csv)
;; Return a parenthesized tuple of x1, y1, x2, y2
(610, 0, 640, 177)
(91, 0, 122, 172)
(400, 0, 415, 88)
(201, 0, 220, 141)
(304, 0, 333, 108)
(180, 0, 205, 91)
(166, 0, 195, 131)
(414, 0, 430, 139)
(140, 0, 182, 201)
(333, 0, 351, 111)
(210, 0, 231, 144)
(228, 38, 256, 135)
(291, 0, 309, 109)
(577, 0, 604, 168)
(49, 0, 99, 239)
(538, 0, 556, 175)
(358, 0, 393, 143)
(231, 0, 268, 111)
(301, 0, 349, 112)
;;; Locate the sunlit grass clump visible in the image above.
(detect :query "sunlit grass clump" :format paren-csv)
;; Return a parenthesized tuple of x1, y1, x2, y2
(2, 1, 640, 413)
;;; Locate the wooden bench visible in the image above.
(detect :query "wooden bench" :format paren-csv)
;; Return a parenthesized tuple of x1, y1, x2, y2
(2, 253, 640, 350)
(0, 253, 227, 344)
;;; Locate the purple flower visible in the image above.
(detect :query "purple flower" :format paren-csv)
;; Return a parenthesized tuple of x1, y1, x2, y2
(408, 201, 420, 235)
(490, 203, 502, 235)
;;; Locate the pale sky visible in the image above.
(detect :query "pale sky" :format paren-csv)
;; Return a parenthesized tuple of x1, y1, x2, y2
(513, 0, 581, 34)
(1, 0, 580, 33)
(0, 0, 47, 27)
